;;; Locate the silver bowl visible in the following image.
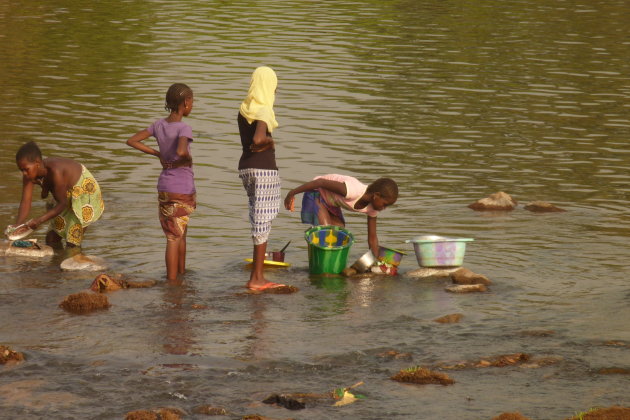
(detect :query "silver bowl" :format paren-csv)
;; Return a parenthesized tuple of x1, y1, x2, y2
(351, 250, 377, 273)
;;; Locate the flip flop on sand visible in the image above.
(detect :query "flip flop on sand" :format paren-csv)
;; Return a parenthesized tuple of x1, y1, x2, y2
(248, 282, 299, 294)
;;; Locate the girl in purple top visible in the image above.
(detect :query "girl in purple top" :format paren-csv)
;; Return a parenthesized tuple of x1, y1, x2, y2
(127, 83, 196, 282)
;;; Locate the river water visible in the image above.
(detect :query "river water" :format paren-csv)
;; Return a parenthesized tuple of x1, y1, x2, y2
(1, 0, 629, 419)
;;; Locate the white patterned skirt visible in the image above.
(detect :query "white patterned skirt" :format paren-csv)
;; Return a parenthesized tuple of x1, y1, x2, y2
(239, 168, 281, 245)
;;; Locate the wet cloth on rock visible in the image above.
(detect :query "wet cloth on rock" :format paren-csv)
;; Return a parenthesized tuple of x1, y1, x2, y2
(51, 165, 104, 246)
(239, 168, 281, 245)
(158, 192, 196, 241)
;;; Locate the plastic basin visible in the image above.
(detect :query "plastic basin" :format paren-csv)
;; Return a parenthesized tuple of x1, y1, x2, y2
(377, 246, 407, 267)
(305, 226, 354, 274)
(406, 236, 474, 267)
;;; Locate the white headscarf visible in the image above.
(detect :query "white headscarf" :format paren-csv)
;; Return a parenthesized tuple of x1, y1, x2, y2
(239, 66, 279, 133)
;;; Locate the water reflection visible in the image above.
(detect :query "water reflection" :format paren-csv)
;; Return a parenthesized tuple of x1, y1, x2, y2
(160, 280, 197, 355)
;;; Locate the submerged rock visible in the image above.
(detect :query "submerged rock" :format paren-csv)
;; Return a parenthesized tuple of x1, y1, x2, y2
(60, 254, 108, 271)
(518, 329, 555, 337)
(59, 291, 110, 314)
(192, 405, 228, 415)
(242, 415, 296, 420)
(262, 394, 306, 410)
(491, 413, 531, 420)
(125, 407, 185, 420)
(434, 313, 463, 324)
(438, 353, 531, 370)
(450, 267, 491, 285)
(445, 284, 487, 293)
(524, 201, 566, 212)
(597, 367, 630, 375)
(262, 392, 333, 410)
(1, 240, 54, 258)
(0, 345, 25, 365)
(468, 191, 517, 211)
(341, 267, 358, 277)
(377, 350, 413, 361)
(406, 267, 459, 279)
(564, 406, 630, 420)
(90, 273, 157, 293)
(125, 411, 157, 420)
(391, 366, 454, 385)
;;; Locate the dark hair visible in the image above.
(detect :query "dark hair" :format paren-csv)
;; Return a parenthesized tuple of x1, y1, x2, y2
(16, 141, 42, 163)
(165, 83, 193, 113)
(367, 177, 398, 202)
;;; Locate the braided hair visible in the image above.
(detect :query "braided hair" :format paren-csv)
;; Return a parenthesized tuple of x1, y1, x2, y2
(165, 83, 193, 113)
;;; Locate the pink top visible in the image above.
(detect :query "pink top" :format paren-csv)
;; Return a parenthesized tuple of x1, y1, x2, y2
(314, 174, 379, 217)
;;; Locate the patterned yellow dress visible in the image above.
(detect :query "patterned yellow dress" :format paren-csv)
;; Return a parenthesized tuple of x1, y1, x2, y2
(51, 165, 104, 246)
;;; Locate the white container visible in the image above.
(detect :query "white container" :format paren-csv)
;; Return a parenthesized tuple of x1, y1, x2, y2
(406, 236, 474, 267)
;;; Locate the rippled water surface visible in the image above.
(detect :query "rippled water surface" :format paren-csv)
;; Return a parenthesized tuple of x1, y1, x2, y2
(1, 1, 629, 419)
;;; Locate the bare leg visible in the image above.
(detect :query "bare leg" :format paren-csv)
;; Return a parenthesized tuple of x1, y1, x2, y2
(316, 198, 344, 227)
(46, 230, 64, 248)
(178, 228, 187, 274)
(165, 239, 181, 282)
(247, 242, 268, 289)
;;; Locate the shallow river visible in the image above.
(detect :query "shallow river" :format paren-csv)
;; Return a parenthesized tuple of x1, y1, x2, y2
(1, 0, 629, 419)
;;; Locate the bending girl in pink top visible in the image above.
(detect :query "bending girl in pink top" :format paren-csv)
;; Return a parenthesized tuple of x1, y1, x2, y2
(126, 83, 196, 282)
(284, 174, 398, 256)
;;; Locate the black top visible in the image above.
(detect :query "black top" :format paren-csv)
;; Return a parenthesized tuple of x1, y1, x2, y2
(237, 112, 278, 170)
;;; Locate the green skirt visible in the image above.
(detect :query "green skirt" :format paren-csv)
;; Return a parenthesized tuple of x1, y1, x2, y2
(51, 165, 104, 246)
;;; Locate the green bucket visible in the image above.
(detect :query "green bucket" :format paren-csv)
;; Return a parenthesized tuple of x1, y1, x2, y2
(304, 226, 354, 274)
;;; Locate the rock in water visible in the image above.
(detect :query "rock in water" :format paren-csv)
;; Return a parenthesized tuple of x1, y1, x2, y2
(406, 267, 459, 279)
(450, 267, 491, 285)
(445, 284, 487, 293)
(468, 191, 517, 211)
(391, 366, 454, 385)
(524, 201, 566, 212)
(0, 345, 25, 364)
(491, 412, 532, 420)
(59, 291, 110, 314)
(60, 254, 108, 271)
(434, 313, 463, 324)
(1, 240, 54, 258)
(90, 273, 157, 292)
